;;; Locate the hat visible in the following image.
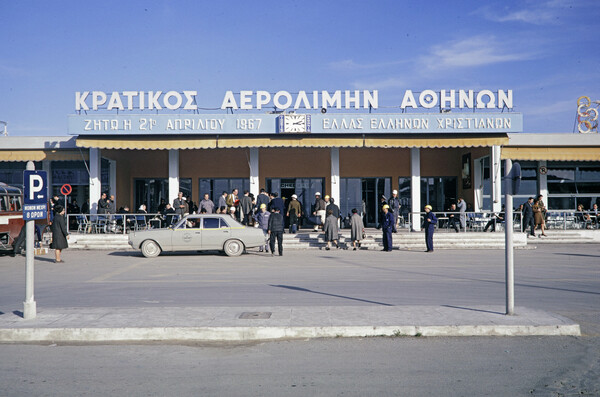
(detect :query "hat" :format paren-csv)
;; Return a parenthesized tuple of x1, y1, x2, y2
(324, 195, 330, 199)
(425, 205, 432, 210)
(229, 206, 236, 212)
(392, 190, 398, 194)
(315, 192, 321, 196)
(291, 194, 297, 199)
(382, 204, 390, 209)
(260, 203, 266, 209)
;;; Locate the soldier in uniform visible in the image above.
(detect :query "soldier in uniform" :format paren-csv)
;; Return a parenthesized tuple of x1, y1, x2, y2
(424, 204, 437, 252)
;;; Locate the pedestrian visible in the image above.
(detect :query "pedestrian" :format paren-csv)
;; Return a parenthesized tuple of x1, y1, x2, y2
(256, 188, 270, 212)
(287, 194, 302, 233)
(268, 192, 285, 214)
(533, 199, 547, 237)
(323, 209, 340, 250)
(161, 203, 176, 227)
(226, 188, 239, 208)
(173, 192, 188, 219)
(109, 194, 117, 214)
(522, 197, 536, 238)
(239, 190, 253, 225)
(457, 197, 466, 231)
(98, 192, 110, 215)
(254, 203, 270, 252)
(267, 207, 284, 256)
(229, 206, 237, 221)
(423, 204, 437, 253)
(447, 203, 460, 233)
(50, 204, 69, 263)
(218, 191, 228, 210)
(381, 204, 394, 252)
(199, 193, 215, 214)
(326, 196, 340, 227)
(350, 208, 365, 251)
(389, 190, 401, 231)
(312, 192, 327, 231)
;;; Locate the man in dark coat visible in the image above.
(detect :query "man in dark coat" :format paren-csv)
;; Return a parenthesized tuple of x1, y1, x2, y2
(389, 190, 401, 232)
(522, 197, 536, 237)
(267, 207, 284, 256)
(161, 203, 176, 227)
(98, 193, 110, 215)
(424, 205, 437, 252)
(381, 204, 394, 252)
(268, 192, 285, 214)
(173, 192, 188, 218)
(50, 204, 69, 262)
(239, 190, 253, 225)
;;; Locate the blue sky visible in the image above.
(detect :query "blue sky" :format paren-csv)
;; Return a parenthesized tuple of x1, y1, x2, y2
(1, 0, 599, 136)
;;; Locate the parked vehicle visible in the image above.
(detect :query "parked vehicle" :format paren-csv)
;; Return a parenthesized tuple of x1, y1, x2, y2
(0, 183, 25, 252)
(128, 214, 267, 258)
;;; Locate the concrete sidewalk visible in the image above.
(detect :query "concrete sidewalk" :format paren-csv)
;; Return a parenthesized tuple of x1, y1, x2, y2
(0, 305, 580, 343)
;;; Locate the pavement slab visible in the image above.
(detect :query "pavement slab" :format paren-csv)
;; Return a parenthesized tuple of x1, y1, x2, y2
(0, 305, 580, 343)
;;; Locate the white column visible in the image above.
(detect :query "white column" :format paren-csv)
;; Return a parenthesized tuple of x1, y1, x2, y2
(330, 147, 340, 204)
(109, 159, 117, 198)
(491, 145, 502, 212)
(168, 149, 180, 204)
(89, 148, 101, 215)
(473, 157, 483, 212)
(42, 161, 52, 197)
(410, 147, 421, 231)
(249, 148, 259, 197)
(538, 160, 548, 203)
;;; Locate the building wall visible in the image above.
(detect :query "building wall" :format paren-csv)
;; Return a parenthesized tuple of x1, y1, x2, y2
(340, 148, 411, 190)
(258, 148, 330, 192)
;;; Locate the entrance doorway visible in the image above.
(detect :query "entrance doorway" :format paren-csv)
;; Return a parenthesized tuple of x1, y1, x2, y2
(340, 177, 391, 227)
(266, 178, 325, 227)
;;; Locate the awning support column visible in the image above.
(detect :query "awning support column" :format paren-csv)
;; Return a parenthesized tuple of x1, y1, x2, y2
(330, 147, 340, 206)
(411, 148, 421, 231)
(249, 148, 259, 198)
(168, 149, 179, 205)
(89, 148, 101, 215)
(491, 145, 502, 212)
(109, 159, 117, 199)
(538, 160, 548, 201)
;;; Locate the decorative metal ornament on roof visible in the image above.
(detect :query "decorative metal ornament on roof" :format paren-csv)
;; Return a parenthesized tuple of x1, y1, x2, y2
(577, 96, 599, 133)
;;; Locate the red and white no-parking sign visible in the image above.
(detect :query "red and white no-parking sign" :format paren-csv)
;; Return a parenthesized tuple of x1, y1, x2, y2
(60, 184, 72, 196)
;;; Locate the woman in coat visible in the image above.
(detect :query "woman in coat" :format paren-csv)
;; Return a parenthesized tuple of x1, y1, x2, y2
(323, 210, 339, 250)
(350, 208, 365, 251)
(533, 199, 547, 237)
(51, 204, 69, 263)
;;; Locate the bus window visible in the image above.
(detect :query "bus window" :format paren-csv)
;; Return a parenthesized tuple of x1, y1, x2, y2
(0, 197, 7, 211)
(10, 196, 22, 212)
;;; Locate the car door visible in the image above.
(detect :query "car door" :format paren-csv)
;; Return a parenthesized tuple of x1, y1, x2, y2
(201, 217, 231, 249)
(171, 216, 202, 250)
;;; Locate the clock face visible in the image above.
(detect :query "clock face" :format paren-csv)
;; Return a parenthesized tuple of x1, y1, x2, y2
(284, 114, 307, 132)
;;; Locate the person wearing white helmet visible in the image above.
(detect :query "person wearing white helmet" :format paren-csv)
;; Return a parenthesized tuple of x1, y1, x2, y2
(312, 192, 327, 232)
(389, 189, 401, 232)
(381, 204, 394, 252)
(287, 194, 302, 233)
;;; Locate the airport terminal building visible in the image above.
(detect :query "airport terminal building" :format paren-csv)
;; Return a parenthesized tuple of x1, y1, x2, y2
(1, 89, 599, 229)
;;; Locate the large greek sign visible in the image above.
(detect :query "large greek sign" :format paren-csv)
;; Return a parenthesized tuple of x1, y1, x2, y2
(69, 113, 523, 134)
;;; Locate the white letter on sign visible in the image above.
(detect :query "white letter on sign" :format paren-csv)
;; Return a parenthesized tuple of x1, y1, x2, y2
(29, 175, 43, 200)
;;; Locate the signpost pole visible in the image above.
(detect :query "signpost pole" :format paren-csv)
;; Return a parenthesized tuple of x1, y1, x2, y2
(23, 161, 37, 320)
(504, 159, 514, 315)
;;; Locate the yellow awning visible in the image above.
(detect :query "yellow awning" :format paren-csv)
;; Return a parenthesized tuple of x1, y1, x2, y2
(217, 137, 364, 148)
(502, 147, 600, 161)
(76, 137, 217, 150)
(0, 150, 88, 162)
(364, 136, 508, 148)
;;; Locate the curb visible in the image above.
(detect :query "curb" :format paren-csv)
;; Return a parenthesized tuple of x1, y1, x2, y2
(0, 323, 581, 343)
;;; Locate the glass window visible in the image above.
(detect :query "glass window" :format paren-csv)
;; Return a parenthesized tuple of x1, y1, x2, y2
(576, 167, 600, 181)
(200, 178, 250, 207)
(420, 177, 457, 212)
(220, 218, 231, 228)
(203, 217, 220, 229)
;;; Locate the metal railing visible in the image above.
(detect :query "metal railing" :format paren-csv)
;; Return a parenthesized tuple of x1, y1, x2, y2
(407, 210, 599, 232)
(66, 213, 181, 234)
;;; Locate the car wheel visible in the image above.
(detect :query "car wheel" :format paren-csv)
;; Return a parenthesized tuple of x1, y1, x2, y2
(141, 240, 161, 258)
(223, 239, 244, 257)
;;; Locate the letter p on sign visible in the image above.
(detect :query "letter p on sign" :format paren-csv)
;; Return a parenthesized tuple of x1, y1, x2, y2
(29, 175, 44, 201)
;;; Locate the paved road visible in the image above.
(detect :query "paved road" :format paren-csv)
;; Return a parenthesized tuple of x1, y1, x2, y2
(1, 244, 599, 396)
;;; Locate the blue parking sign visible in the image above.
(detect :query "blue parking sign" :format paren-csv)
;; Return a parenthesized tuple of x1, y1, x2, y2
(23, 170, 48, 220)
